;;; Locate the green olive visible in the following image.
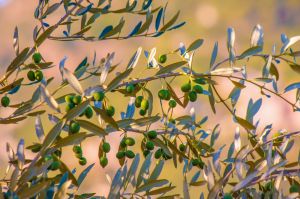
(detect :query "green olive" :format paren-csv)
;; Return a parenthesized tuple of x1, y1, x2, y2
(106, 106, 115, 117)
(116, 151, 126, 159)
(100, 157, 108, 168)
(168, 100, 177, 108)
(65, 103, 75, 112)
(93, 91, 105, 101)
(147, 130, 157, 139)
(50, 161, 61, 171)
(141, 99, 149, 110)
(146, 141, 154, 150)
(181, 82, 191, 92)
(179, 144, 186, 152)
(1, 96, 10, 107)
(158, 54, 167, 63)
(135, 96, 143, 108)
(32, 52, 42, 64)
(188, 91, 197, 102)
(27, 70, 36, 81)
(126, 84, 135, 93)
(65, 95, 74, 104)
(139, 109, 147, 116)
(193, 85, 203, 94)
(191, 158, 200, 166)
(143, 150, 150, 157)
(223, 193, 233, 199)
(154, 149, 162, 159)
(79, 157, 87, 166)
(125, 150, 135, 159)
(125, 137, 135, 146)
(102, 142, 111, 153)
(72, 95, 82, 105)
(194, 78, 206, 85)
(69, 121, 80, 134)
(34, 70, 43, 82)
(85, 106, 93, 119)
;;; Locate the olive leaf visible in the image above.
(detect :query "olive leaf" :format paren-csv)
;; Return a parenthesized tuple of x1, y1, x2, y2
(62, 67, 83, 95)
(40, 84, 61, 113)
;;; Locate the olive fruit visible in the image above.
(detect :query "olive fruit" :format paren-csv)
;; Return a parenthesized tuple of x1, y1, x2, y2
(147, 130, 157, 140)
(191, 158, 200, 166)
(125, 150, 135, 159)
(1, 96, 10, 107)
(102, 142, 111, 153)
(181, 82, 191, 92)
(120, 139, 127, 148)
(69, 121, 80, 134)
(179, 144, 186, 152)
(50, 161, 61, 170)
(154, 149, 162, 159)
(126, 84, 135, 93)
(100, 157, 108, 168)
(79, 157, 87, 165)
(93, 91, 105, 101)
(85, 106, 93, 119)
(141, 99, 149, 110)
(65, 95, 74, 103)
(27, 70, 35, 81)
(193, 85, 203, 94)
(31, 144, 41, 153)
(73, 145, 82, 154)
(106, 106, 115, 117)
(139, 109, 147, 116)
(135, 96, 143, 108)
(125, 137, 135, 146)
(158, 54, 167, 63)
(146, 141, 155, 150)
(168, 100, 177, 108)
(65, 103, 75, 112)
(289, 184, 300, 193)
(32, 52, 42, 64)
(116, 151, 126, 159)
(72, 95, 82, 105)
(158, 89, 167, 100)
(34, 70, 43, 82)
(188, 91, 197, 102)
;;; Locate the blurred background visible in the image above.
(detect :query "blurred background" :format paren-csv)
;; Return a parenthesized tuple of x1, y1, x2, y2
(0, 0, 300, 197)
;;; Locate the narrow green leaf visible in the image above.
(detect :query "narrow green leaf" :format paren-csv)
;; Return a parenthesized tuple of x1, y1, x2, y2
(156, 61, 187, 75)
(76, 119, 107, 136)
(187, 39, 204, 52)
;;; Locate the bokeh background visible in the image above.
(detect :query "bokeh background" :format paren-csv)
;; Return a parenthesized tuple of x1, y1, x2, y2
(0, 0, 300, 197)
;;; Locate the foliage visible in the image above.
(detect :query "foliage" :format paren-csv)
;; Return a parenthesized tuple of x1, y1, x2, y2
(1, 0, 300, 198)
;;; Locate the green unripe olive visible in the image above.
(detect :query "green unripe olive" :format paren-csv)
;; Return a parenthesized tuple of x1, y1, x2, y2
(73, 146, 82, 154)
(194, 78, 206, 85)
(50, 161, 61, 170)
(120, 139, 127, 148)
(65, 103, 75, 112)
(139, 109, 147, 116)
(116, 151, 126, 159)
(198, 160, 204, 169)
(165, 90, 171, 100)
(223, 193, 233, 199)
(168, 100, 177, 108)
(79, 157, 87, 166)
(146, 141, 155, 150)
(158, 54, 167, 64)
(102, 142, 111, 153)
(106, 106, 115, 117)
(93, 91, 105, 101)
(32, 52, 42, 64)
(135, 96, 143, 108)
(179, 144, 186, 152)
(44, 155, 53, 162)
(147, 130, 157, 139)
(188, 91, 197, 102)
(289, 184, 300, 193)
(85, 106, 93, 119)
(191, 158, 200, 166)
(126, 84, 135, 93)
(65, 95, 74, 104)
(1, 96, 10, 107)
(34, 70, 43, 82)
(69, 121, 80, 134)
(162, 152, 172, 160)
(181, 82, 191, 92)
(158, 89, 167, 100)
(100, 157, 108, 168)
(125, 137, 135, 146)
(154, 149, 162, 159)
(193, 85, 203, 94)
(141, 99, 149, 110)
(31, 144, 42, 153)
(125, 150, 135, 159)
(143, 150, 150, 157)
(27, 70, 36, 81)
(72, 95, 82, 105)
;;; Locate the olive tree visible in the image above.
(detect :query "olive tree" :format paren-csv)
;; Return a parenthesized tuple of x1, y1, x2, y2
(0, 0, 300, 198)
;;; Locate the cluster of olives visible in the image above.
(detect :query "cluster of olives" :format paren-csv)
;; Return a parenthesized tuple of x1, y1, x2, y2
(181, 78, 205, 102)
(26, 52, 44, 82)
(134, 96, 150, 116)
(73, 145, 87, 166)
(191, 157, 204, 169)
(142, 130, 157, 156)
(99, 142, 110, 168)
(44, 150, 62, 171)
(1, 96, 10, 107)
(116, 137, 136, 159)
